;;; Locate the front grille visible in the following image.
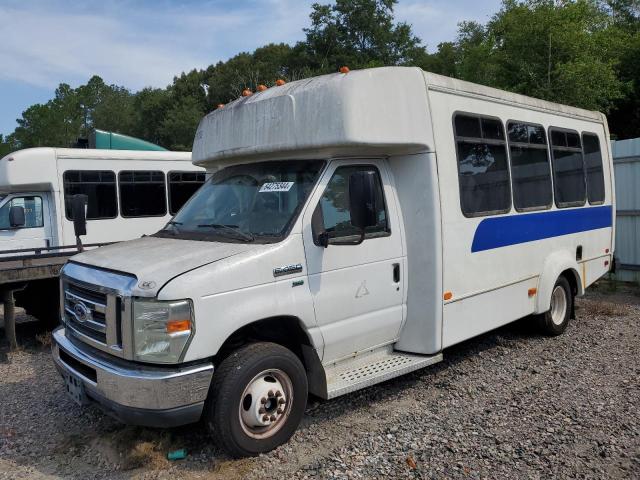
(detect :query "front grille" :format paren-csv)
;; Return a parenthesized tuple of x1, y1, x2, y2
(63, 281, 114, 347)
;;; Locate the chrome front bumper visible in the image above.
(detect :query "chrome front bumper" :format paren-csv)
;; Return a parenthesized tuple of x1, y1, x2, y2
(52, 327, 214, 427)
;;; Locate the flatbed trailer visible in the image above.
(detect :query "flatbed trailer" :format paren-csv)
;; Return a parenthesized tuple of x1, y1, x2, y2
(0, 243, 110, 348)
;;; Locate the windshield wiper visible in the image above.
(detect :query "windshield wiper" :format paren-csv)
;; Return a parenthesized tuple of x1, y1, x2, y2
(197, 223, 254, 242)
(163, 220, 182, 234)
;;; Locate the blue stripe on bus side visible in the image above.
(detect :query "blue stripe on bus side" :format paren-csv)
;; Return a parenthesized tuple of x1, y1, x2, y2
(471, 205, 613, 253)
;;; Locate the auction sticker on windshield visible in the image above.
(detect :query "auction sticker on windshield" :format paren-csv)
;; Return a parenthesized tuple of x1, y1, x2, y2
(259, 182, 294, 192)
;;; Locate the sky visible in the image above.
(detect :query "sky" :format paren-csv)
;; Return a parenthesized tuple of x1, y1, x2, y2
(0, 0, 502, 136)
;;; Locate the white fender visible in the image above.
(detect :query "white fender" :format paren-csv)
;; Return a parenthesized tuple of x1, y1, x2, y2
(535, 251, 584, 314)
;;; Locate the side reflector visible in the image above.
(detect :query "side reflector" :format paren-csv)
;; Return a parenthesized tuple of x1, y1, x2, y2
(605, 248, 609, 254)
(605, 261, 609, 267)
(528, 288, 537, 297)
(443, 291, 453, 301)
(166, 320, 191, 334)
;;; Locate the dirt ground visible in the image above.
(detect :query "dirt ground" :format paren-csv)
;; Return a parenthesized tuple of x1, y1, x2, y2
(0, 282, 638, 479)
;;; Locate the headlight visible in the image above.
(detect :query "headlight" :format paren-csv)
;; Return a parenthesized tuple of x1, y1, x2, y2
(132, 299, 194, 363)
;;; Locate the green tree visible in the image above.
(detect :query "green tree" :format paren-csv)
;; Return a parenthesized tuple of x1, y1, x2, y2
(300, 0, 426, 71)
(0, 134, 14, 157)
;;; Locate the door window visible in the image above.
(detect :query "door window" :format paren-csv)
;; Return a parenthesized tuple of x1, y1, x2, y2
(316, 165, 389, 242)
(0, 196, 44, 229)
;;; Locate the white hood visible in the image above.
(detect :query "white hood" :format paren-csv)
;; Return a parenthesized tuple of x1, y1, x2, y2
(70, 236, 261, 296)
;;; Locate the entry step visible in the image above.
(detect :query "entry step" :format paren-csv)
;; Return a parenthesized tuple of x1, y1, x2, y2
(324, 347, 443, 399)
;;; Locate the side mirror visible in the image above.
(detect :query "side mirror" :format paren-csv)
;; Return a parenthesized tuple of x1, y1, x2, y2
(349, 170, 378, 234)
(9, 205, 25, 228)
(71, 194, 88, 237)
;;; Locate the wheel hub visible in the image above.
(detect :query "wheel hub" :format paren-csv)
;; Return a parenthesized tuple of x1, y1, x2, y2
(240, 372, 288, 430)
(550, 285, 567, 325)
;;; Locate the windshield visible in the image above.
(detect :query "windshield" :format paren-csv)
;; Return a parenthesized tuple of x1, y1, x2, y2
(155, 160, 325, 243)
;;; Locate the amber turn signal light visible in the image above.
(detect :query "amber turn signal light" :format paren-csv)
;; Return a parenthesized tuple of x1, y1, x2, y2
(166, 320, 191, 334)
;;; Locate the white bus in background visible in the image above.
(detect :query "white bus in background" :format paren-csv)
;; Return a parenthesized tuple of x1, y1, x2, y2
(0, 147, 205, 325)
(52, 67, 614, 457)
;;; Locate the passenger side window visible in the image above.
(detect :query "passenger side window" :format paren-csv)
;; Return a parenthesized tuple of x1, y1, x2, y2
(0, 196, 44, 229)
(119, 171, 167, 217)
(550, 128, 586, 207)
(63, 170, 117, 220)
(317, 166, 389, 242)
(168, 171, 206, 215)
(582, 133, 605, 204)
(454, 114, 511, 217)
(507, 122, 553, 211)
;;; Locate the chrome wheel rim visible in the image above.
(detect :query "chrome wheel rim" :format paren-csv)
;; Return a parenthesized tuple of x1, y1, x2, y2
(238, 369, 293, 439)
(550, 285, 567, 326)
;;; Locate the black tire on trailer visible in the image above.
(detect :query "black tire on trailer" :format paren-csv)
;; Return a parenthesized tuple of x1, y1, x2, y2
(537, 276, 573, 336)
(204, 342, 308, 457)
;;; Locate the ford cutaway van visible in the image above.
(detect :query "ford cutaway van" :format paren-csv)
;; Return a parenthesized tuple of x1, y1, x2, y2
(52, 67, 614, 457)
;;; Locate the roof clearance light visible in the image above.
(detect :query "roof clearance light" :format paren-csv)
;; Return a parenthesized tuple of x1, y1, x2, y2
(443, 291, 453, 301)
(216, 103, 225, 109)
(339, 66, 350, 74)
(257, 84, 268, 92)
(242, 89, 252, 97)
(275, 79, 286, 86)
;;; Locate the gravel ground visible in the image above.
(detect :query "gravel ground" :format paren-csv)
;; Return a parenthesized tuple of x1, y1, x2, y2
(0, 282, 638, 479)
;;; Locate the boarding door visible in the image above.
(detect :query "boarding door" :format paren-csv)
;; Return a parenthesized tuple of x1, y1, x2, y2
(302, 159, 404, 363)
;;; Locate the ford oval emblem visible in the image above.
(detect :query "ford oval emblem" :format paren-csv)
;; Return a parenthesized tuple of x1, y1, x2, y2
(138, 280, 157, 290)
(73, 302, 92, 323)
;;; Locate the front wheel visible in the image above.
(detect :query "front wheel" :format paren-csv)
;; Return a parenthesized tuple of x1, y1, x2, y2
(537, 276, 573, 336)
(205, 342, 308, 457)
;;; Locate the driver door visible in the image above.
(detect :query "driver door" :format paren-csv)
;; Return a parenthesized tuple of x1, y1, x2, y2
(302, 159, 405, 363)
(0, 194, 52, 253)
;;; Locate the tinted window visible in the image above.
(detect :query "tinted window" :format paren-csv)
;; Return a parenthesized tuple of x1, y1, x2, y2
(168, 171, 206, 215)
(454, 114, 511, 216)
(582, 133, 605, 204)
(119, 171, 167, 217)
(63, 170, 117, 220)
(507, 122, 553, 211)
(0, 196, 44, 229)
(317, 166, 388, 241)
(550, 128, 586, 207)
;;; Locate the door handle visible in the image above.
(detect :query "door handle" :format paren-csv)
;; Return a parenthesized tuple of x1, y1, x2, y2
(393, 263, 400, 283)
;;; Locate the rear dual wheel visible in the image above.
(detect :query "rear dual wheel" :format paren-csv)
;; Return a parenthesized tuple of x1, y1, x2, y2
(537, 276, 573, 336)
(205, 342, 308, 457)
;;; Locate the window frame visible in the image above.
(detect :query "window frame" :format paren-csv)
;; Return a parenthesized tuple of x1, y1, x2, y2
(63, 170, 118, 221)
(452, 111, 513, 218)
(167, 170, 207, 215)
(505, 119, 554, 213)
(548, 126, 587, 209)
(118, 170, 168, 218)
(0, 195, 45, 230)
(581, 131, 606, 206)
(314, 163, 391, 245)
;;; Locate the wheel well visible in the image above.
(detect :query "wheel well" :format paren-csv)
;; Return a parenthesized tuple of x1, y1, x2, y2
(559, 269, 579, 318)
(560, 269, 579, 297)
(214, 316, 327, 399)
(215, 316, 312, 365)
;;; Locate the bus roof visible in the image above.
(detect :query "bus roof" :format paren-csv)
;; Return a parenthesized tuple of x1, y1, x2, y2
(192, 66, 604, 168)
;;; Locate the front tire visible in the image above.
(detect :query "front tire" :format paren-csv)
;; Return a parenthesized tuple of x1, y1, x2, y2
(537, 276, 572, 336)
(205, 342, 308, 457)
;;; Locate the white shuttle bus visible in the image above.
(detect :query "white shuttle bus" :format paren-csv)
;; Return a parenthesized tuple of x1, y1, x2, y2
(0, 148, 204, 324)
(51, 67, 614, 457)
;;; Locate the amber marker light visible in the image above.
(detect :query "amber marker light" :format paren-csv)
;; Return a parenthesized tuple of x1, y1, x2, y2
(275, 79, 286, 86)
(528, 288, 537, 297)
(443, 291, 453, 301)
(257, 84, 268, 92)
(339, 66, 350, 74)
(242, 89, 252, 97)
(166, 320, 191, 334)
